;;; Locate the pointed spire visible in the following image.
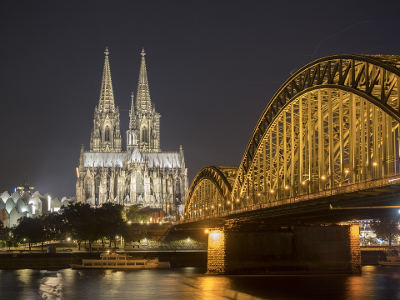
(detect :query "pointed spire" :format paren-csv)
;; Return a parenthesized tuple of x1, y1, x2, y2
(98, 47, 115, 111)
(129, 91, 136, 129)
(136, 48, 152, 112)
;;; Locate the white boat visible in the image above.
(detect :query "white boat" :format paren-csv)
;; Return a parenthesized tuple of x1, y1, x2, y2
(71, 252, 170, 269)
(378, 255, 400, 266)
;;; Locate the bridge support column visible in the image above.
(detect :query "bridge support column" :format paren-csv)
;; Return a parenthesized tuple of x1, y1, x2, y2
(206, 223, 360, 274)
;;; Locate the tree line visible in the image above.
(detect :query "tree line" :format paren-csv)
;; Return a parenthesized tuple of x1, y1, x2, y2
(0, 203, 148, 252)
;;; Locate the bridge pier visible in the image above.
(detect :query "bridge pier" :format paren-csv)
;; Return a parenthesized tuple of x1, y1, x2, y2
(207, 223, 360, 274)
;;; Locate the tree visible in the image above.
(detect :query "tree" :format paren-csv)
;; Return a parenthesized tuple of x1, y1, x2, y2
(125, 204, 148, 223)
(97, 203, 126, 248)
(40, 213, 66, 251)
(62, 203, 100, 252)
(13, 216, 44, 251)
(371, 217, 400, 248)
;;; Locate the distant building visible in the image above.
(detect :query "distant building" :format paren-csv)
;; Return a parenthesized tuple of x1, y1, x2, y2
(76, 48, 188, 219)
(0, 189, 74, 228)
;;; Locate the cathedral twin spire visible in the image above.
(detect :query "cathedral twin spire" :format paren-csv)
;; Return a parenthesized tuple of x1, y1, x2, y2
(98, 47, 115, 112)
(91, 47, 161, 153)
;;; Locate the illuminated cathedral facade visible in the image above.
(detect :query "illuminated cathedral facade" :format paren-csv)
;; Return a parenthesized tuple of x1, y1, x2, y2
(76, 48, 188, 218)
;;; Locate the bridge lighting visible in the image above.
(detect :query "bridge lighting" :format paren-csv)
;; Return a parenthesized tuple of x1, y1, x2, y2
(321, 175, 327, 181)
(66, 237, 71, 242)
(284, 185, 290, 190)
(344, 168, 350, 175)
(204, 229, 209, 234)
(269, 189, 274, 194)
(127, 220, 132, 225)
(373, 162, 378, 167)
(211, 205, 215, 209)
(257, 192, 261, 196)
(301, 180, 307, 186)
(398, 209, 400, 215)
(227, 200, 231, 205)
(236, 198, 240, 203)
(218, 203, 222, 207)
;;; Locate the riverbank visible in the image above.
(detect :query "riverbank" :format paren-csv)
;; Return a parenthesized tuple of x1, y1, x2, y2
(0, 251, 207, 269)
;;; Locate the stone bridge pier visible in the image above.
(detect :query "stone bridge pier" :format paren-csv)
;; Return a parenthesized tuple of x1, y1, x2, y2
(207, 222, 361, 274)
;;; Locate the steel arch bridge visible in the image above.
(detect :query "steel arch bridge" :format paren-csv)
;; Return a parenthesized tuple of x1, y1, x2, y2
(184, 54, 400, 221)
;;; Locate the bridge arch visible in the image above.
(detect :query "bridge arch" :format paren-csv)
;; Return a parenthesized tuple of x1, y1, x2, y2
(233, 55, 400, 203)
(184, 166, 237, 219)
(184, 54, 400, 219)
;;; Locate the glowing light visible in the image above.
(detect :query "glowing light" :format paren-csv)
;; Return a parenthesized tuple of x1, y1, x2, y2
(236, 198, 240, 203)
(204, 229, 209, 234)
(302, 180, 307, 186)
(257, 192, 261, 196)
(227, 201, 231, 205)
(344, 168, 350, 175)
(47, 195, 51, 212)
(127, 221, 132, 225)
(66, 237, 71, 242)
(373, 162, 378, 167)
(270, 189, 274, 194)
(159, 221, 162, 225)
(218, 203, 221, 207)
(284, 185, 290, 190)
(208, 230, 224, 248)
(321, 175, 326, 181)
(140, 220, 144, 225)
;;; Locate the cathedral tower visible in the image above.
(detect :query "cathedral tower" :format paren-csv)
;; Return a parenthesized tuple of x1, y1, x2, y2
(129, 49, 161, 152)
(90, 47, 122, 152)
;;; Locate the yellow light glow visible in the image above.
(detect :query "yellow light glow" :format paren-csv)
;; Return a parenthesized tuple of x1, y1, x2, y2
(321, 175, 326, 181)
(302, 180, 307, 185)
(208, 230, 224, 248)
(204, 229, 209, 234)
(284, 185, 290, 190)
(373, 162, 378, 167)
(270, 189, 274, 194)
(344, 168, 350, 175)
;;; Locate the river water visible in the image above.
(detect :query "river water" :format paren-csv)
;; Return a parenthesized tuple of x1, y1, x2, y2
(0, 266, 399, 300)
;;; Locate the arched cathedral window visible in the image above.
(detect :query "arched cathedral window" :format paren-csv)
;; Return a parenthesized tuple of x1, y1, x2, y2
(105, 126, 110, 142)
(142, 127, 148, 143)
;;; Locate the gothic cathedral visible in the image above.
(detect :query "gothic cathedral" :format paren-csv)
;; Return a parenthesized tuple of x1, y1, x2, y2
(76, 48, 188, 218)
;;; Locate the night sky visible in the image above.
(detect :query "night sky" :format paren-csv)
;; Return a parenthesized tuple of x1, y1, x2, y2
(1, 0, 399, 197)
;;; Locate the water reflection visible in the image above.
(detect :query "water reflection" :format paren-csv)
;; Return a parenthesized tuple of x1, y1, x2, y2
(0, 266, 399, 300)
(39, 271, 63, 300)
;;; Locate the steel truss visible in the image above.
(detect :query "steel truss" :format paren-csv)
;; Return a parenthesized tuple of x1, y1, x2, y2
(185, 55, 400, 219)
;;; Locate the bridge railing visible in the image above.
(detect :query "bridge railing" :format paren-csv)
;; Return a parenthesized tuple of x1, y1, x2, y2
(180, 174, 400, 223)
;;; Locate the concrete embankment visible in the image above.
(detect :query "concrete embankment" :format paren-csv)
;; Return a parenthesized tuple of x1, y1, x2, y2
(0, 251, 207, 269)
